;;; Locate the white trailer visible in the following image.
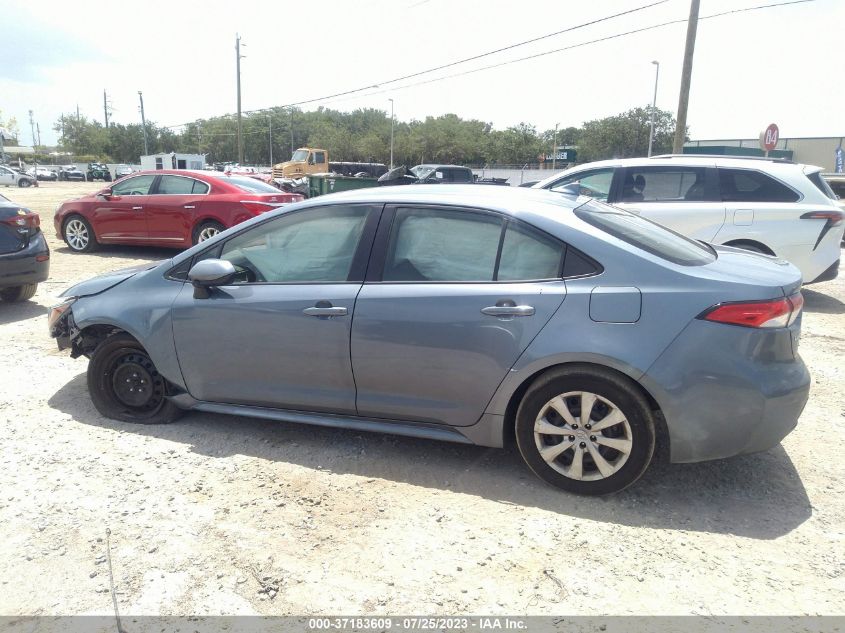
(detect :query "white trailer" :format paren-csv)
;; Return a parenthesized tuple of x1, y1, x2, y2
(140, 153, 205, 171)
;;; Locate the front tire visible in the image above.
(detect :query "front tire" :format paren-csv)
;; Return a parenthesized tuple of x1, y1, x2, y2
(63, 215, 99, 252)
(19, 178, 32, 188)
(87, 334, 183, 425)
(192, 220, 224, 245)
(515, 366, 655, 495)
(0, 284, 37, 302)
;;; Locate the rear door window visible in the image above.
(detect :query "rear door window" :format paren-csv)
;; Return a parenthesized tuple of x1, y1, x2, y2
(718, 169, 800, 203)
(620, 166, 711, 203)
(574, 200, 716, 266)
(383, 207, 502, 281)
(156, 175, 208, 195)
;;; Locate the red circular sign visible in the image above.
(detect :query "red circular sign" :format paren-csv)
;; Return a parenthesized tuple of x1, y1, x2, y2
(761, 123, 779, 151)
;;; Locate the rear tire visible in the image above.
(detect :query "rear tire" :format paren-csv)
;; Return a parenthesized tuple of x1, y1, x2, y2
(515, 365, 655, 495)
(87, 334, 183, 425)
(0, 284, 37, 302)
(192, 220, 224, 245)
(63, 215, 99, 252)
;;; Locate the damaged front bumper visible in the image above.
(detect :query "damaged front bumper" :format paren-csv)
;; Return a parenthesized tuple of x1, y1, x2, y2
(48, 298, 78, 353)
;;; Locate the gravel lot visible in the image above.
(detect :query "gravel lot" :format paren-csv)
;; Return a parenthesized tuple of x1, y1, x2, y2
(1, 182, 843, 616)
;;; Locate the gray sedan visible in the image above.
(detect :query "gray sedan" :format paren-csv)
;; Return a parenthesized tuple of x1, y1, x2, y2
(48, 185, 810, 494)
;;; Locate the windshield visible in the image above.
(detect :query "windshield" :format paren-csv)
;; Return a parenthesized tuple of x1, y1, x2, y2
(575, 199, 716, 266)
(291, 150, 309, 162)
(410, 165, 436, 179)
(225, 176, 282, 193)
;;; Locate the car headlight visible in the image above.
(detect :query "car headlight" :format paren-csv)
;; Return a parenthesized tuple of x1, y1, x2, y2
(48, 297, 76, 332)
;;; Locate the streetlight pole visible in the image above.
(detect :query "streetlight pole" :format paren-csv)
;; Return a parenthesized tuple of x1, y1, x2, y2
(552, 122, 559, 171)
(389, 98, 395, 170)
(267, 115, 273, 167)
(236, 34, 245, 165)
(648, 60, 660, 157)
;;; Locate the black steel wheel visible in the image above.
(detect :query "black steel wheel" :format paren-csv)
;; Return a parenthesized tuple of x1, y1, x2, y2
(87, 334, 183, 424)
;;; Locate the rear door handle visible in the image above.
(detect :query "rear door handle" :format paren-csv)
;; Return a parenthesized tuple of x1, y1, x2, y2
(303, 305, 347, 317)
(481, 305, 535, 317)
(184, 205, 195, 209)
(132, 206, 143, 210)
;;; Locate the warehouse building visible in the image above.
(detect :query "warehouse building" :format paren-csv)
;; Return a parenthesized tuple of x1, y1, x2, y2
(684, 136, 844, 172)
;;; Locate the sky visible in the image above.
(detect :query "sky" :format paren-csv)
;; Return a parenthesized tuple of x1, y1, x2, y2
(1, 0, 841, 149)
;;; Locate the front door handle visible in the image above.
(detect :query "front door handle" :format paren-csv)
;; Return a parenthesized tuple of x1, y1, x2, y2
(481, 304, 535, 317)
(132, 206, 143, 210)
(184, 205, 196, 209)
(303, 301, 348, 317)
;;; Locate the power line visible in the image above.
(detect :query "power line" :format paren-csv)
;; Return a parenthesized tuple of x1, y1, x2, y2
(165, 0, 814, 129)
(314, 0, 816, 107)
(163, 0, 667, 129)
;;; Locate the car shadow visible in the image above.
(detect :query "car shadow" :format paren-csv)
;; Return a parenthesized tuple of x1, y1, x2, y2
(0, 298, 45, 324)
(49, 372, 811, 540)
(802, 288, 845, 315)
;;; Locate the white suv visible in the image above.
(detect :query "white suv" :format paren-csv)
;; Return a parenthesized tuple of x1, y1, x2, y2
(533, 155, 843, 284)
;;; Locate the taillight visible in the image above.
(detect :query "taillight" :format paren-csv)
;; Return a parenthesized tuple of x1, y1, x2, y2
(240, 201, 276, 214)
(1, 210, 40, 236)
(800, 210, 843, 225)
(700, 292, 804, 328)
(240, 195, 304, 215)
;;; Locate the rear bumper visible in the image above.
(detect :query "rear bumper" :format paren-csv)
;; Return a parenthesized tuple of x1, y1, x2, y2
(0, 231, 50, 289)
(806, 257, 839, 284)
(640, 319, 810, 463)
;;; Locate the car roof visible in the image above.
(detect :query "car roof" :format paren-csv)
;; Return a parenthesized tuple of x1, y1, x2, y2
(301, 184, 586, 222)
(532, 155, 824, 189)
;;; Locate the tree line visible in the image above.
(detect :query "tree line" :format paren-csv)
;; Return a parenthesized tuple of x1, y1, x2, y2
(46, 105, 681, 167)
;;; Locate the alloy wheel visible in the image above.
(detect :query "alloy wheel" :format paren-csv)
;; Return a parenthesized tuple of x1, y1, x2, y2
(65, 219, 90, 251)
(197, 226, 220, 242)
(533, 391, 633, 481)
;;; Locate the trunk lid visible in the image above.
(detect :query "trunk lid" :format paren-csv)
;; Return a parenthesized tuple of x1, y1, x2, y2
(699, 245, 802, 297)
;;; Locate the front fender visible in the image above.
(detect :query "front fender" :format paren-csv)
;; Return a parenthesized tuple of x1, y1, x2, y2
(70, 274, 187, 391)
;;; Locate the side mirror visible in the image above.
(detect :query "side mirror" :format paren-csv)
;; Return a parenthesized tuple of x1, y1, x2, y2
(188, 259, 236, 299)
(100, 187, 113, 200)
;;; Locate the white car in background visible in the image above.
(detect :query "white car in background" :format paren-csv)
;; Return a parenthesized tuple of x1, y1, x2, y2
(533, 155, 843, 284)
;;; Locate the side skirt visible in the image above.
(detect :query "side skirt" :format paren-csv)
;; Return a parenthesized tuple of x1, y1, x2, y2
(169, 394, 476, 445)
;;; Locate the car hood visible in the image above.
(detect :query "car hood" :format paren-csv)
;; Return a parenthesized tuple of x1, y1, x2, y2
(60, 261, 164, 298)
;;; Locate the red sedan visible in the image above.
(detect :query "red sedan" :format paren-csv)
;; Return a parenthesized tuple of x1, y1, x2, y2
(54, 170, 304, 252)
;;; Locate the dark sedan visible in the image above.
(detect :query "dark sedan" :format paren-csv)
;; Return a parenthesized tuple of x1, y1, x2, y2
(0, 193, 49, 302)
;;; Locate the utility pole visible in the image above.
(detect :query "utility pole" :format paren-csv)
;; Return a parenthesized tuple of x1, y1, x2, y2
(76, 104, 80, 124)
(29, 110, 36, 149)
(138, 91, 149, 156)
(236, 34, 245, 164)
(289, 109, 294, 154)
(648, 60, 660, 157)
(267, 115, 273, 167)
(103, 90, 110, 128)
(552, 122, 559, 171)
(389, 99, 395, 169)
(36, 123, 41, 147)
(673, 0, 700, 153)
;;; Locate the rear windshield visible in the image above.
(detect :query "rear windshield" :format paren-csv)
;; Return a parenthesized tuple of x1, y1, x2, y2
(807, 171, 839, 200)
(574, 200, 716, 266)
(224, 176, 280, 193)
